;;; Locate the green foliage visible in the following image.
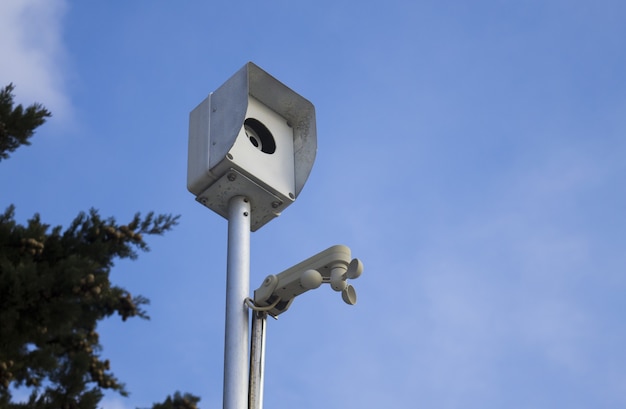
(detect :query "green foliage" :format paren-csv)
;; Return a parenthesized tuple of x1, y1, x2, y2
(0, 206, 179, 408)
(0, 84, 51, 161)
(1, 84, 200, 408)
(149, 392, 201, 409)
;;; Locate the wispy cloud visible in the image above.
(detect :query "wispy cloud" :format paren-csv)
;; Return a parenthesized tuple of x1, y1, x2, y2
(0, 0, 71, 120)
(319, 137, 625, 407)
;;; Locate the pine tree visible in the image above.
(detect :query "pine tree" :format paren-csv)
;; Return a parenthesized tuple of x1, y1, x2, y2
(0, 84, 199, 408)
(0, 84, 51, 161)
(150, 392, 200, 409)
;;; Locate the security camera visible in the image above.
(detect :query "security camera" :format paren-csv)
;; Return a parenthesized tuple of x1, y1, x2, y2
(187, 62, 317, 231)
(251, 245, 363, 318)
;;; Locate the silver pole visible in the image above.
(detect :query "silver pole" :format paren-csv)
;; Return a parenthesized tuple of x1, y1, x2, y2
(223, 196, 251, 409)
(249, 311, 267, 409)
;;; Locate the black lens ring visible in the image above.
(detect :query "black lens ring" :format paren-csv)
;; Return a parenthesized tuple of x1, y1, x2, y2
(244, 118, 276, 154)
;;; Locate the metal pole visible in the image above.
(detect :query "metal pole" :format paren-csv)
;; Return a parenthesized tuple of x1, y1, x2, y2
(223, 196, 251, 409)
(249, 311, 267, 409)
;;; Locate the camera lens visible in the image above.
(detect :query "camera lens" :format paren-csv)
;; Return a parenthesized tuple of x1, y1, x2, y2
(244, 118, 276, 154)
(245, 125, 261, 148)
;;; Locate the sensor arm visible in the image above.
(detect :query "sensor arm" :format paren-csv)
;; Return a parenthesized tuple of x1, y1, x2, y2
(249, 245, 363, 318)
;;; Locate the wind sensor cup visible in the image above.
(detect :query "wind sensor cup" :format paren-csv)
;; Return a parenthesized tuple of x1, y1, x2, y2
(187, 62, 317, 231)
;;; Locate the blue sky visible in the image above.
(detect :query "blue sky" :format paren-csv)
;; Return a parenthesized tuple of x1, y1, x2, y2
(1, 1, 625, 408)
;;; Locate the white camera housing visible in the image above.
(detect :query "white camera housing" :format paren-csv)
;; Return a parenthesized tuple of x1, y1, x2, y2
(253, 245, 363, 318)
(187, 62, 317, 231)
